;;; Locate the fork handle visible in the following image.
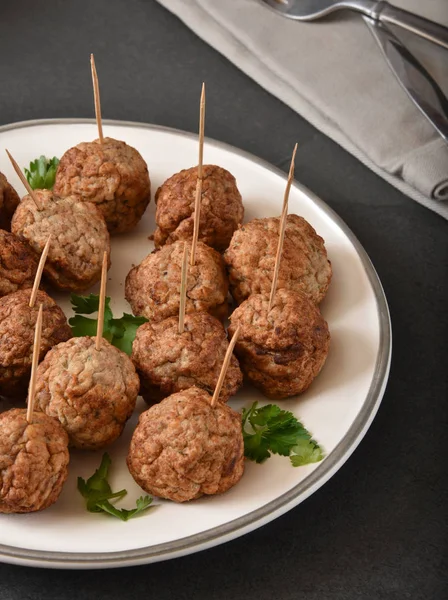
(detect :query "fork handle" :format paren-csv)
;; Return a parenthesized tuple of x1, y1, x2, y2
(375, 1, 448, 50)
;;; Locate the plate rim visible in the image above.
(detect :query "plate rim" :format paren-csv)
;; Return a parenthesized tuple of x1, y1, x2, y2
(0, 118, 392, 569)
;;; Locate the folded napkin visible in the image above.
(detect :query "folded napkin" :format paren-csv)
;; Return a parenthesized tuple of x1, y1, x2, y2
(156, 0, 448, 219)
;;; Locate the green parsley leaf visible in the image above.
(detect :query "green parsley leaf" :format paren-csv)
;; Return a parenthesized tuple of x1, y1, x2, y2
(68, 294, 147, 355)
(242, 401, 324, 466)
(96, 495, 153, 522)
(290, 438, 324, 467)
(24, 156, 60, 190)
(77, 453, 127, 512)
(109, 314, 148, 356)
(70, 293, 112, 317)
(77, 453, 153, 521)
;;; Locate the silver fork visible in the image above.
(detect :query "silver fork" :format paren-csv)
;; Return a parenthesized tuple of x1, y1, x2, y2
(262, 0, 448, 49)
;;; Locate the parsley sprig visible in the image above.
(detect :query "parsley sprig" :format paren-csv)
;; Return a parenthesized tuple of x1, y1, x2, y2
(77, 453, 153, 522)
(69, 293, 147, 355)
(242, 402, 324, 467)
(24, 156, 60, 190)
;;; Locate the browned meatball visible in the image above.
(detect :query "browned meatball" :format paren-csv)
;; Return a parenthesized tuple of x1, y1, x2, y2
(11, 189, 110, 292)
(127, 386, 244, 502)
(0, 230, 39, 298)
(54, 138, 151, 234)
(154, 165, 243, 252)
(0, 172, 20, 232)
(132, 312, 242, 404)
(224, 214, 332, 305)
(35, 336, 139, 450)
(228, 289, 330, 399)
(125, 240, 229, 323)
(0, 290, 72, 399)
(0, 408, 69, 513)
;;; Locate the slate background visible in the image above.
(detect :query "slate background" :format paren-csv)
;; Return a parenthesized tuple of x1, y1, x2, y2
(0, 1, 446, 598)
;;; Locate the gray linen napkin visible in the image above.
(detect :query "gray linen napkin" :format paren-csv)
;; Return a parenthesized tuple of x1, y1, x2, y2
(156, 0, 448, 219)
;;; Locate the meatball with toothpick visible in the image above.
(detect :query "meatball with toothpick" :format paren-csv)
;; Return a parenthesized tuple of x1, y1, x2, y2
(1, 306, 70, 513)
(11, 189, 110, 292)
(154, 164, 244, 252)
(0, 409, 70, 513)
(154, 83, 243, 252)
(127, 386, 244, 503)
(228, 289, 330, 399)
(224, 214, 332, 306)
(35, 252, 139, 450)
(128, 328, 244, 503)
(125, 240, 229, 323)
(34, 336, 140, 450)
(0, 289, 72, 399)
(53, 55, 151, 235)
(132, 312, 242, 404)
(54, 137, 151, 234)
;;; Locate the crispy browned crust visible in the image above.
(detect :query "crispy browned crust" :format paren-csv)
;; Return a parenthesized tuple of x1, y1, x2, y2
(35, 336, 140, 450)
(0, 290, 72, 399)
(0, 173, 20, 232)
(54, 138, 151, 234)
(131, 312, 242, 404)
(154, 165, 244, 251)
(0, 408, 69, 513)
(127, 387, 244, 502)
(11, 190, 111, 292)
(125, 240, 229, 323)
(224, 214, 332, 305)
(228, 289, 330, 399)
(0, 230, 40, 298)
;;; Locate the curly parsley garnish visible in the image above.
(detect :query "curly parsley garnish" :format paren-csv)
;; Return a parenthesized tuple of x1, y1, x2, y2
(69, 293, 147, 355)
(242, 402, 324, 467)
(77, 453, 153, 522)
(24, 156, 60, 190)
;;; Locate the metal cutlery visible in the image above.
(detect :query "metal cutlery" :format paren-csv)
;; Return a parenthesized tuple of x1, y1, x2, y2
(262, 0, 448, 49)
(363, 17, 448, 142)
(261, 0, 448, 143)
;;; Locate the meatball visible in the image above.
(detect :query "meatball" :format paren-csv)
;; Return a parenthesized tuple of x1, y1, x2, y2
(0, 230, 39, 298)
(0, 290, 72, 399)
(224, 214, 332, 305)
(53, 137, 151, 234)
(35, 336, 140, 450)
(228, 289, 330, 399)
(125, 240, 229, 323)
(0, 172, 20, 232)
(0, 408, 69, 513)
(132, 312, 243, 404)
(11, 189, 111, 292)
(154, 165, 243, 252)
(127, 386, 244, 502)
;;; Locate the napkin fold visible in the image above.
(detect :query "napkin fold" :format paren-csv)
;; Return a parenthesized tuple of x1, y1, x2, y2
(156, 0, 448, 219)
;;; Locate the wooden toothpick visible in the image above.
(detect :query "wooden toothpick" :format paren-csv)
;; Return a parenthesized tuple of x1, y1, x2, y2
(95, 251, 108, 351)
(178, 243, 189, 334)
(268, 143, 298, 312)
(26, 303, 43, 424)
(29, 235, 51, 308)
(197, 82, 206, 181)
(211, 325, 241, 408)
(90, 54, 104, 143)
(5, 149, 42, 211)
(190, 82, 206, 266)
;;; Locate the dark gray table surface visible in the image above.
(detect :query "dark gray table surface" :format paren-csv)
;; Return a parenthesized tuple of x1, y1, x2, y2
(0, 0, 446, 598)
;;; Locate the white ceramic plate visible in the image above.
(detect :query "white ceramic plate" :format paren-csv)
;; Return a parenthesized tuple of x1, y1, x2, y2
(0, 119, 391, 569)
